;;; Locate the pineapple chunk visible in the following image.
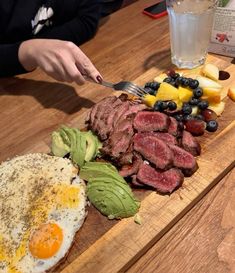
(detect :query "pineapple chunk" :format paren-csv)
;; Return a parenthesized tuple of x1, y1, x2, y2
(156, 82, 179, 101)
(201, 95, 221, 104)
(143, 94, 157, 107)
(153, 73, 168, 83)
(191, 106, 199, 116)
(208, 101, 225, 116)
(228, 87, 235, 101)
(202, 63, 219, 81)
(196, 76, 222, 90)
(178, 86, 193, 102)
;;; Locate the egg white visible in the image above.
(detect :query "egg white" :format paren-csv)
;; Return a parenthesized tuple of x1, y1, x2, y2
(17, 176, 86, 273)
(0, 154, 87, 273)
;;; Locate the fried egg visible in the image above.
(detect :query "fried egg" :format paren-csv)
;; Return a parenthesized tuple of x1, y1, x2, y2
(0, 153, 87, 273)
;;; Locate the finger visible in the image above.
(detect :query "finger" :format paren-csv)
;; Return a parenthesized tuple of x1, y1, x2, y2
(73, 48, 102, 83)
(63, 60, 86, 85)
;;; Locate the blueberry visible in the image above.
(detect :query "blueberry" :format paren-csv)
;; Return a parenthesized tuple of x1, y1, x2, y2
(172, 73, 180, 80)
(193, 87, 203, 98)
(163, 77, 172, 84)
(175, 76, 183, 86)
(189, 79, 199, 89)
(206, 120, 218, 132)
(198, 100, 209, 110)
(161, 101, 168, 110)
(181, 78, 190, 87)
(144, 87, 156, 96)
(170, 81, 176, 87)
(145, 81, 160, 90)
(154, 101, 164, 112)
(183, 115, 193, 121)
(168, 101, 177, 111)
(182, 103, 192, 115)
(174, 114, 183, 122)
(189, 97, 199, 105)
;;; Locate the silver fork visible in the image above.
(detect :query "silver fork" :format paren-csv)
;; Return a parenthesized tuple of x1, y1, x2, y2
(94, 79, 148, 98)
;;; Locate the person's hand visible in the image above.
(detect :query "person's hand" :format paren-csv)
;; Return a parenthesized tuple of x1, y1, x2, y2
(18, 39, 102, 85)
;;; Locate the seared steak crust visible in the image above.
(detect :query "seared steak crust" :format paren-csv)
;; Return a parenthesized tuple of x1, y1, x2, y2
(181, 130, 201, 156)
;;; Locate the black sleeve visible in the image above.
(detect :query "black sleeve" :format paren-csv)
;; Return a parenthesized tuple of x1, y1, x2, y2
(0, 43, 27, 77)
(36, 0, 101, 45)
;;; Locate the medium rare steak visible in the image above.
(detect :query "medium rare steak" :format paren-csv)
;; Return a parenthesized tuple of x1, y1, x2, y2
(123, 104, 148, 118)
(133, 111, 170, 132)
(119, 154, 142, 177)
(168, 117, 180, 137)
(168, 144, 198, 176)
(181, 131, 201, 156)
(138, 132, 178, 146)
(137, 164, 184, 193)
(133, 133, 173, 169)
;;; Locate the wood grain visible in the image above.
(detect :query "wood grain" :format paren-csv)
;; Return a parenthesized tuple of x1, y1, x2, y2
(127, 168, 235, 273)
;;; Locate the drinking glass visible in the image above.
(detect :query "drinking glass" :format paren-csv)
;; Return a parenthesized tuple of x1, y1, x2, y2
(166, 0, 218, 69)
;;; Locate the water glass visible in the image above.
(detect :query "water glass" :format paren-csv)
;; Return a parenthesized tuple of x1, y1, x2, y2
(166, 0, 218, 69)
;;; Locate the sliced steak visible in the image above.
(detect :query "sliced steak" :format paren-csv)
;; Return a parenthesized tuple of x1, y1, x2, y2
(119, 154, 143, 177)
(137, 164, 184, 193)
(102, 116, 135, 158)
(138, 131, 178, 146)
(133, 111, 170, 132)
(118, 145, 134, 165)
(168, 144, 198, 176)
(181, 130, 201, 156)
(131, 175, 145, 187)
(168, 117, 180, 137)
(113, 101, 130, 127)
(91, 96, 117, 135)
(123, 103, 148, 118)
(101, 98, 124, 139)
(133, 133, 173, 169)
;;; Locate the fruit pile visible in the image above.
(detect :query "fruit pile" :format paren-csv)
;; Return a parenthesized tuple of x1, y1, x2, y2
(143, 63, 232, 136)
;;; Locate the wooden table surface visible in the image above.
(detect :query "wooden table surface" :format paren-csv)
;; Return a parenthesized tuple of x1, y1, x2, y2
(0, 1, 234, 272)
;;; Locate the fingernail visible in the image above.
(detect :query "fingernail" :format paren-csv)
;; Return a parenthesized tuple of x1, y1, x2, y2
(96, 75, 102, 83)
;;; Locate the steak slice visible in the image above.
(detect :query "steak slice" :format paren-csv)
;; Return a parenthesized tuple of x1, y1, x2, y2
(88, 96, 116, 126)
(102, 116, 135, 158)
(138, 132, 178, 146)
(91, 96, 117, 134)
(118, 145, 134, 165)
(168, 117, 180, 137)
(168, 144, 198, 176)
(123, 103, 148, 118)
(131, 175, 145, 187)
(181, 130, 201, 156)
(119, 153, 143, 177)
(133, 111, 170, 132)
(133, 133, 173, 169)
(113, 101, 130, 127)
(101, 98, 124, 139)
(137, 164, 184, 193)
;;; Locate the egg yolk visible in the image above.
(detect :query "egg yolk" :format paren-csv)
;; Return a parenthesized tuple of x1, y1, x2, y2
(29, 223, 63, 259)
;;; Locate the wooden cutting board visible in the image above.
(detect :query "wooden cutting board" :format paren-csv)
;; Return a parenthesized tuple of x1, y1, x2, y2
(51, 55, 235, 273)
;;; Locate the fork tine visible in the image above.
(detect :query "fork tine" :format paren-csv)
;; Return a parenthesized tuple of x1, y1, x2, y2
(125, 86, 144, 97)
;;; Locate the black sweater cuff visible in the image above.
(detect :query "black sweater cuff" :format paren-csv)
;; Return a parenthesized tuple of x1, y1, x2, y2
(0, 43, 27, 77)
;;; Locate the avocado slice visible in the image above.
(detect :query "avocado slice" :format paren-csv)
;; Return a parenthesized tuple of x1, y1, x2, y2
(84, 131, 99, 162)
(51, 131, 70, 157)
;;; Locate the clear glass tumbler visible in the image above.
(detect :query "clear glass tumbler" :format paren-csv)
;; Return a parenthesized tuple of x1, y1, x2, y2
(166, 0, 218, 69)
